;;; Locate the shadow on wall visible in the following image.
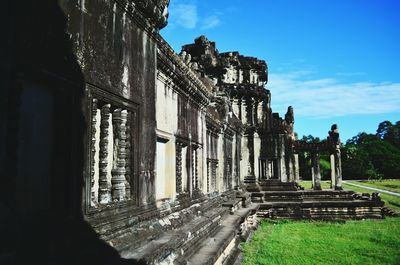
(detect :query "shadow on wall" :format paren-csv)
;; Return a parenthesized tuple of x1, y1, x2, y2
(0, 1, 144, 264)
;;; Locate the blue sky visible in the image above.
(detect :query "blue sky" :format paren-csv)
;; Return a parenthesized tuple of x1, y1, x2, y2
(161, 0, 400, 142)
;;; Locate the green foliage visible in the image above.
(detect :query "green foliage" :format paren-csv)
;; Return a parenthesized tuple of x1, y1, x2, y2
(298, 136, 330, 180)
(299, 120, 400, 180)
(319, 156, 331, 180)
(376, 120, 400, 148)
(242, 218, 400, 265)
(342, 124, 400, 179)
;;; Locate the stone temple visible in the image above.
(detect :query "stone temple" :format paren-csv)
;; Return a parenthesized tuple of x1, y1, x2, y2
(0, 1, 386, 264)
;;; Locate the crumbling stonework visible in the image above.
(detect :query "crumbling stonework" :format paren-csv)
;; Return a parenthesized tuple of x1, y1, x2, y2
(1, 1, 385, 264)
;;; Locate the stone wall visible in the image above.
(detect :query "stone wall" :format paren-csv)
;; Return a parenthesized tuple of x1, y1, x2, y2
(1, 1, 298, 263)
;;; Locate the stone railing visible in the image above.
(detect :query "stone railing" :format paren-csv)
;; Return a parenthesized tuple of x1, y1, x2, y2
(89, 98, 134, 207)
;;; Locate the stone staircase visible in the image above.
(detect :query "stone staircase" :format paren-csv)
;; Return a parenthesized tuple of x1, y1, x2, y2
(248, 180, 385, 220)
(116, 190, 258, 265)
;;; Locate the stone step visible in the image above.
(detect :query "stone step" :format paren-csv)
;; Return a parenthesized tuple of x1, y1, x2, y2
(184, 204, 259, 265)
(246, 180, 299, 192)
(256, 199, 384, 220)
(120, 206, 229, 264)
(302, 190, 355, 201)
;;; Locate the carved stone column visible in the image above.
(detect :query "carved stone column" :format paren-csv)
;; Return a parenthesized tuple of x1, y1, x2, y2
(253, 98, 259, 126)
(206, 159, 210, 193)
(125, 113, 131, 199)
(111, 109, 127, 201)
(176, 142, 182, 194)
(244, 129, 256, 183)
(211, 160, 218, 192)
(245, 97, 253, 126)
(311, 151, 322, 190)
(99, 104, 111, 204)
(257, 100, 264, 125)
(90, 99, 98, 206)
(193, 147, 198, 190)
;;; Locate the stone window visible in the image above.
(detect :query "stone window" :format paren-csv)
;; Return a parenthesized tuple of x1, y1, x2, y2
(86, 92, 138, 211)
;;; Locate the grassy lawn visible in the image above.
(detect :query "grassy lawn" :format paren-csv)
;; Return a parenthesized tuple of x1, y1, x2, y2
(348, 179, 400, 193)
(299, 180, 332, 190)
(243, 218, 400, 265)
(342, 183, 400, 212)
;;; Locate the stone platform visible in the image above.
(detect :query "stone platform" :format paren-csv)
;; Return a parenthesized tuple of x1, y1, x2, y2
(112, 191, 258, 265)
(247, 180, 385, 220)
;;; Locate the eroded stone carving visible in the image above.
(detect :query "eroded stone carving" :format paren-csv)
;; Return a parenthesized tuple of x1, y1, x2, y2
(125, 112, 132, 200)
(99, 104, 111, 204)
(329, 124, 342, 190)
(176, 142, 182, 193)
(111, 109, 128, 201)
(90, 98, 98, 206)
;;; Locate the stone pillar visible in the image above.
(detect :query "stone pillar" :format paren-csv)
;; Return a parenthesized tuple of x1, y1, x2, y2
(257, 100, 264, 125)
(311, 151, 321, 190)
(242, 99, 248, 124)
(125, 113, 131, 199)
(328, 124, 343, 190)
(253, 132, 261, 180)
(176, 142, 183, 194)
(111, 109, 127, 201)
(253, 98, 259, 126)
(294, 154, 300, 183)
(334, 148, 343, 190)
(193, 147, 198, 190)
(98, 104, 111, 204)
(330, 154, 336, 189)
(238, 98, 242, 121)
(90, 99, 98, 206)
(244, 130, 256, 183)
(187, 144, 193, 195)
(206, 159, 210, 193)
(245, 97, 253, 126)
(265, 160, 270, 179)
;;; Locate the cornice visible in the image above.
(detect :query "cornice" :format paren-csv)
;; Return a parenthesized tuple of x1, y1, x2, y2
(156, 35, 213, 108)
(114, 0, 169, 39)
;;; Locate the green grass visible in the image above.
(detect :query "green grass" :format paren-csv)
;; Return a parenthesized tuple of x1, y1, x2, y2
(342, 183, 400, 212)
(243, 218, 400, 265)
(299, 180, 332, 190)
(349, 179, 400, 193)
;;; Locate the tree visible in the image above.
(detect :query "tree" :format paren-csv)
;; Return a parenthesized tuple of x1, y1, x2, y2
(298, 135, 329, 180)
(342, 120, 400, 179)
(376, 120, 393, 140)
(376, 120, 400, 148)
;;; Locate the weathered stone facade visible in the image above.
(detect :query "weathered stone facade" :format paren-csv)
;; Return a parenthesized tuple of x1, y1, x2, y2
(1, 1, 385, 264)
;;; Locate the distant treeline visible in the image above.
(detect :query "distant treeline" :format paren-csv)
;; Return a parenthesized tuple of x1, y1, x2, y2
(298, 120, 400, 180)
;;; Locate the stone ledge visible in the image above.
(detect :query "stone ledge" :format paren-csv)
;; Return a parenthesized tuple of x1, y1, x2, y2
(184, 204, 259, 265)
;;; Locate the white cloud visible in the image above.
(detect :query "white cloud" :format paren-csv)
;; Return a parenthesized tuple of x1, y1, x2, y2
(201, 14, 222, 30)
(171, 4, 198, 29)
(336, 71, 365, 77)
(168, 1, 223, 30)
(268, 71, 400, 119)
